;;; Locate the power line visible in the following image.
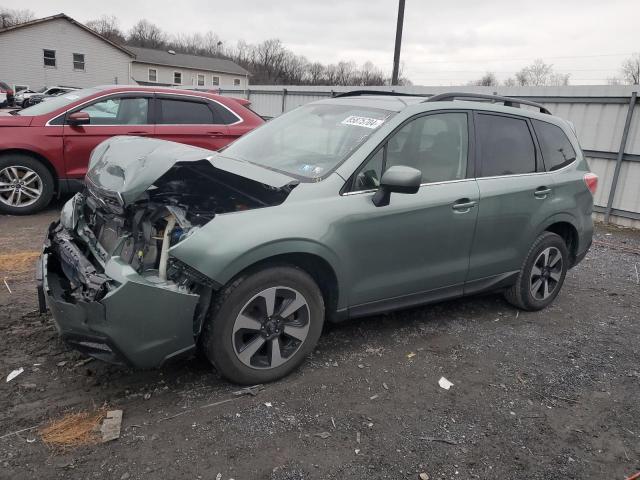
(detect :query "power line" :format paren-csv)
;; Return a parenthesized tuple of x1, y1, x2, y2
(414, 53, 633, 64)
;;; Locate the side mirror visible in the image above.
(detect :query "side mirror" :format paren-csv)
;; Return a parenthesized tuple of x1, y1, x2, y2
(67, 111, 90, 126)
(372, 165, 421, 207)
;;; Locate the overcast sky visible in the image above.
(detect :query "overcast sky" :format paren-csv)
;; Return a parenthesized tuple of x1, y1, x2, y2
(3, 0, 637, 85)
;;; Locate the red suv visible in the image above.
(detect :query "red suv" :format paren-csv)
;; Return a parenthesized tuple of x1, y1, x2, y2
(0, 86, 263, 214)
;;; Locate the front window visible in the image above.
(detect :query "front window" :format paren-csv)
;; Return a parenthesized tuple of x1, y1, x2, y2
(78, 97, 149, 125)
(197, 74, 205, 86)
(17, 87, 102, 116)
(43, 49, 56, 68)
(233, 78, 241, 86)
(73, 53, 85, 71)
(212, 76, 220, 86)
(173, 71, 182, 84)
(148, 68, 157, 82)
(222, 103, 395, 179)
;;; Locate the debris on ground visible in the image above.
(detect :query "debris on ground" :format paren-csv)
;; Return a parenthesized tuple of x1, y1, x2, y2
(101, 410, 123, 442)
(420, 436, 459, 445)
(6, 367, 24, 382)
(419, 473, 430, 480)
(39, 408, 107, 450)
(3, 277, 11, 294)
(382, 382, 389, 390)
(74, 358, 94, 368)
(407, 352, 416, 358)
(438, 377, 454, 390)
(314, 432, 331, 439)
(264, 402, 272, 408)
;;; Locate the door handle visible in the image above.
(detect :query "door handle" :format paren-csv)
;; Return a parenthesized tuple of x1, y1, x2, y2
(207, 131, 225, 136)
(534, 187, 552, 199)
(452, 199, 477, 212)
(126, 131, 148, 136)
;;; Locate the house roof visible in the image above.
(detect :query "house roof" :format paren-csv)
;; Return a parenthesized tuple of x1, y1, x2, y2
(127, 46, 249, 77)
(0, 13, 135, 57)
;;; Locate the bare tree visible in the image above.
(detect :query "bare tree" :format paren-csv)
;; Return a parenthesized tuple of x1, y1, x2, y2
(86, 15, 125, 43)
(621, 53, 640, 85)
(468, 72, 498, 87)
(88, 14, 408, 85)
(127, 20, 167, 49)
(0, 7, 34, 28)
(512, 59, 570, 86)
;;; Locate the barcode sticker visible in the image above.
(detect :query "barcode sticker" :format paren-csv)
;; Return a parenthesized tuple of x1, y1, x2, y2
(341, 116, 384, 129)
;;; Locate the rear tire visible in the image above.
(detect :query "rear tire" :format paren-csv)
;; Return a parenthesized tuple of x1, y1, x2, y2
(0, 154, 54, 215)
(201, 266, 325, 384)
(504, 232, 568, 311)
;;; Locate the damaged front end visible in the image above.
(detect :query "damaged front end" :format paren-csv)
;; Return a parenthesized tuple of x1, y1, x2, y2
(38, 136, 297, 367)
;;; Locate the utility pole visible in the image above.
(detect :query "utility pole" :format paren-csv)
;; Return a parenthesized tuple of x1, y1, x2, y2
(391, 0, 406, 86)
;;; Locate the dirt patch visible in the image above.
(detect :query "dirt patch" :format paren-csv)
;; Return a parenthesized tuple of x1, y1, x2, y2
(0, 251, 40, 275)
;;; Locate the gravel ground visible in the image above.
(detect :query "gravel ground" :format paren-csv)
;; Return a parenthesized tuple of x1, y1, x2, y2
(1, 200, 639, 480)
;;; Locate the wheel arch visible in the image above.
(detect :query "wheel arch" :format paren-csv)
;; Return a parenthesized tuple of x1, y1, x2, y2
(540, 215, 579, 265)
(0, 148, 59, 192)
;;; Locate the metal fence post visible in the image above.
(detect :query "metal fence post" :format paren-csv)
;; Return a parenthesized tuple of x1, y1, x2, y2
(605, 91, 638, 223)
(281, 88, 288, 114)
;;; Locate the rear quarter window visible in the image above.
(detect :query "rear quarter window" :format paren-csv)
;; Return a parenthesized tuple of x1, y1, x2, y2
(532, 119, 577, 171)
(476, 113, 536, 177)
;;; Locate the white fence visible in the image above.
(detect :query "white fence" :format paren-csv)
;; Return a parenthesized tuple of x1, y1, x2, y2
(220, 85, 640, 228)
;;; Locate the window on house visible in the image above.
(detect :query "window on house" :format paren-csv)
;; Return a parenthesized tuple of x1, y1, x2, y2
(197, 74, 205, 87)
(73, 53, 85, 71)
(212, 76, 220, 86)
(173, 71, 182, 84)
(43, 49, 56, 68)
(148, 69, 157, 82)
(233, 78, 241, 86)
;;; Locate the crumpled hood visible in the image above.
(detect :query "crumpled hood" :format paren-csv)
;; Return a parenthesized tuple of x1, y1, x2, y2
(86, 136, 299, 204)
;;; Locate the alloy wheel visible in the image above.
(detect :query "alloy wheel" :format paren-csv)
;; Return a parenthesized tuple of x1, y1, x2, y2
(232, 286, 310, 370)
(530, 246, 563, 300)
(0, 166, 43, 208)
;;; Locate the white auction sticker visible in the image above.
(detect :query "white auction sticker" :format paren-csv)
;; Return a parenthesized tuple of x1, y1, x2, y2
(341, 116, 384, 129)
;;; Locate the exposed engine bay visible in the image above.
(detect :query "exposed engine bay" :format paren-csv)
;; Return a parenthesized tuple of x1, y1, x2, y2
(48, 159, 295, 304)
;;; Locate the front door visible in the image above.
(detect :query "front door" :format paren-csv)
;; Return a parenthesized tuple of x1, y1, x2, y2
(62, 93, 154, 178)
(338, 111, 479, 312)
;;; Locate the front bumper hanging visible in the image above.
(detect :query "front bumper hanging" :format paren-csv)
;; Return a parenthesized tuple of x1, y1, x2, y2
(38, 222, 201, 368)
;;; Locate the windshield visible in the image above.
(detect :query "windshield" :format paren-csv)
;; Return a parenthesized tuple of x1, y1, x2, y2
(222, 103, 395, 179)
(17, 87, 102, 116)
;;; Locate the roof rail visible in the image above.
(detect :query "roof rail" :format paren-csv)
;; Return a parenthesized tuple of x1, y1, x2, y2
(333, 90, 428, 98)
(424, 92, 552, 115)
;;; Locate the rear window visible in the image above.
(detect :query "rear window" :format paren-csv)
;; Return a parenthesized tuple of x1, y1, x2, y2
(476, 114, 536, 177)
(533, 119, 577, 171)
(158, 99, 213, 124)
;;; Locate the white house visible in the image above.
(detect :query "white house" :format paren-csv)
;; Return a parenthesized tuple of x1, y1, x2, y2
(0, 14, 134, 92)
(0, 13, 250, 93)
(128, 47, 250, 89)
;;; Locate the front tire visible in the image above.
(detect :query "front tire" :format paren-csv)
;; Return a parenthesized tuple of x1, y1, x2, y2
(0, 154, 54, 215)
(201, 266, 325, 384)
(504, 232, 568, 311)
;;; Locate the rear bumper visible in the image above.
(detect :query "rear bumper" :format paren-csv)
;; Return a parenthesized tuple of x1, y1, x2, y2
(38, 222, 200, 368)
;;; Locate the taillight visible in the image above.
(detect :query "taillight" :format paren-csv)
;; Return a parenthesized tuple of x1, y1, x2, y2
(584, 172, 598, 195)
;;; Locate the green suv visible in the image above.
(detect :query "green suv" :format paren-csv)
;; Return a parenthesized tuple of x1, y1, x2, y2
(38, 92, 597, 384)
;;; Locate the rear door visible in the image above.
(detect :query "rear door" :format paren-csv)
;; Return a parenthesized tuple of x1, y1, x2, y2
(153, 95, 233, 150)
(62, 93, 154, 178)
(466, 111, 555, 287)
